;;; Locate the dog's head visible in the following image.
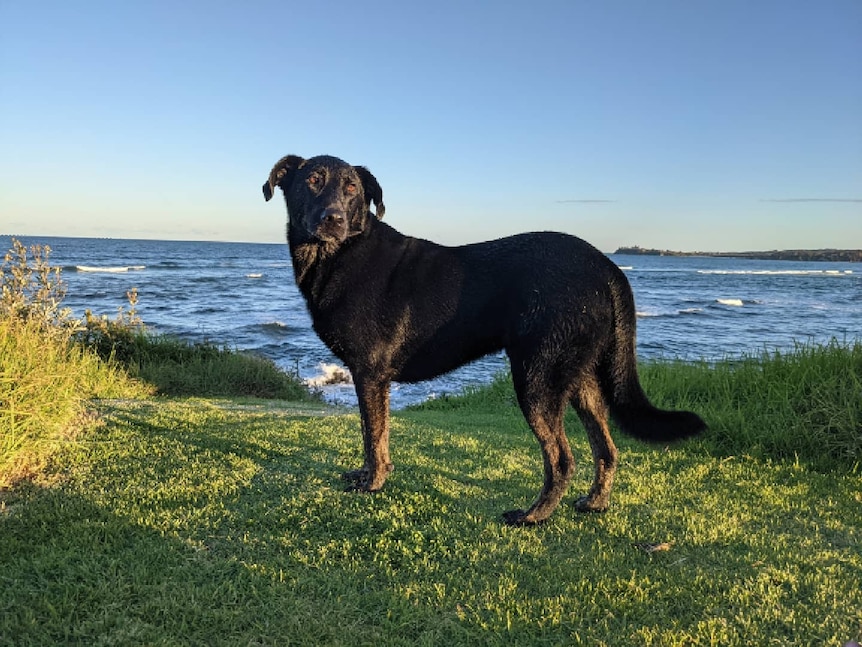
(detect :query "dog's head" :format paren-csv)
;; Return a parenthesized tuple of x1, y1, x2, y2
(263, 154, 385, 248)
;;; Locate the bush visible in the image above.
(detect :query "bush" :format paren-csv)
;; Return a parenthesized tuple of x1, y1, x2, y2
(75, 286, 146, 364)
(1, 239, 77, 338)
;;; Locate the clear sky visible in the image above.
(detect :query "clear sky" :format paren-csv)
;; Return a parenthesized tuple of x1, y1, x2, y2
(1, 1, 860, 252)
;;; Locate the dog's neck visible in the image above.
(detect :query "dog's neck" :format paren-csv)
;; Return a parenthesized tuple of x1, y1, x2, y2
(288, 239, 324, 290)
(287, 226, 356, 304)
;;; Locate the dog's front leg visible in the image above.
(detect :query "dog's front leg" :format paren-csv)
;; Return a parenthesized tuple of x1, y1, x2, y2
(344, 376, 394, 492)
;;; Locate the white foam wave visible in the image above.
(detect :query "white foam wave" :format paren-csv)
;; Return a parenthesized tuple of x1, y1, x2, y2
(305, 363, 353, 387)
(637, 307, 704, 318)
(698, 269, 853, 276)
(258, 321, 290, 333)
(716, 298, 744, 307)
(246, 273, 263, 279)
(76, 265, 146, 273)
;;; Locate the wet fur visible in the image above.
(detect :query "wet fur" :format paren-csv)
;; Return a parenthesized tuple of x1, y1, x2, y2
(264, 154, 706, 525)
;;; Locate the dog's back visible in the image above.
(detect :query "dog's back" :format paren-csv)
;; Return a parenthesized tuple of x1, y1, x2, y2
(302, 221, 621, 384)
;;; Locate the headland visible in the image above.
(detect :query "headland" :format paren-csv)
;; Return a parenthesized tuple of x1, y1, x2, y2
(614, 246, 862, 263)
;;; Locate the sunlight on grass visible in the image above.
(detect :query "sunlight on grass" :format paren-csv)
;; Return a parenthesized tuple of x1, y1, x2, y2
(2, 397, 859, 645)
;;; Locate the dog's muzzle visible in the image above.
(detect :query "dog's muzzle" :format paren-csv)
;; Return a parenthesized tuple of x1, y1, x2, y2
(314, 208, 349, 242)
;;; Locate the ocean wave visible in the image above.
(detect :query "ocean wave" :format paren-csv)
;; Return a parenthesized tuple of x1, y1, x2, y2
(305, 363, 353, 387)
(246, 273, 264, 279)
(716, 298, 744, 307)
(75, 265, 146, 273)
(637, 307, 704, 319)
(698, 269, 853, 276)
(256, 321, 293, 336)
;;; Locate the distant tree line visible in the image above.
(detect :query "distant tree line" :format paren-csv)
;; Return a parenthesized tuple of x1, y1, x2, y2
(614, 246, 862, 263)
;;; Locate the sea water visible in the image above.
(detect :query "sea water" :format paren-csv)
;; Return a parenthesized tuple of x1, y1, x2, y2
(3, 236, 859, 408)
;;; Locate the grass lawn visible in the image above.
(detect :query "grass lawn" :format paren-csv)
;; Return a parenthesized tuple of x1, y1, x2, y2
(2, 396, 860, 646)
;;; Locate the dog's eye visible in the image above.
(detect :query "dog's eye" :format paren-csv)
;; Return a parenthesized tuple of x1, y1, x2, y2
(308, 174, 322, 188)
(345, 182, 358, 196)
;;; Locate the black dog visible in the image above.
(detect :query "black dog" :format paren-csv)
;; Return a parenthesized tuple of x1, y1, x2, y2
(263, 154, 705, 525)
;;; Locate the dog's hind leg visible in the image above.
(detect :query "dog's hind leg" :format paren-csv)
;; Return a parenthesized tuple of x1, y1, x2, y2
(571, 374, 618, 512)
(502, 359, 575, 526)
(343, 376, 395, 492)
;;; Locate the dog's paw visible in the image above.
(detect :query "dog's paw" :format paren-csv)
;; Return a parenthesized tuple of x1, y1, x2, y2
(573, 495, 609, 513)
(342, 468, 392, 493)
(344, 482, 376, 494)
(341, 463, 394, 492)
(341, 468, 368, 484)
(501, 509, 545, 526)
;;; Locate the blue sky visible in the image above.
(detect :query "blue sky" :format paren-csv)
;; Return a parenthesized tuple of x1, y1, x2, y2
(1, 0, 860, 252)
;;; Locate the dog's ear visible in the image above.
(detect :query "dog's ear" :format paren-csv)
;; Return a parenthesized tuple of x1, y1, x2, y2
(263, 155, 306, 202)
(354, 165, 385, 219)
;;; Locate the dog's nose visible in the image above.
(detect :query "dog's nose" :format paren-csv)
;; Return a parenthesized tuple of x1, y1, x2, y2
(322, 209, 345, 225)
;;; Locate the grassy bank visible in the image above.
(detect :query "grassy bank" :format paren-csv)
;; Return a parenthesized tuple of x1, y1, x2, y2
(2, 394, 859, 645)
(90, 329, 319, 401)
(0, 317, 315, 486)
(0, 316, 152, 488)
(641, 341, 862, 471)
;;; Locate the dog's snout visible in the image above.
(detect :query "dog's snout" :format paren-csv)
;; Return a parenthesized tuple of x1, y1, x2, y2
(322, 209, 345, 225)
(311, 208, 349, 243)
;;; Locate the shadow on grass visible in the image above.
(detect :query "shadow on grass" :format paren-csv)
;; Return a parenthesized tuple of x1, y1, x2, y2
(2, 481, 469, 645)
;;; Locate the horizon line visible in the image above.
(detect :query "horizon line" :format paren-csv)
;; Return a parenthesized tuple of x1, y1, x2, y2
(760, 198, 862, 203)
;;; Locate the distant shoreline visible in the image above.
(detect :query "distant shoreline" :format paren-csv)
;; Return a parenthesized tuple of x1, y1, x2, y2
(614, 246, 862, 263)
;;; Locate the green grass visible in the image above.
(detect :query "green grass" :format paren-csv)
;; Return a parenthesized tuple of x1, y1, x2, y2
(1, 233, 316, 486)
(641, 341, 862, 471)
(0, 319, 316, 489)
(0, 317, 152, 487)
(416, 341, 862, 472)
(2, 383, 860, 645)
(116, 332, 320, 401)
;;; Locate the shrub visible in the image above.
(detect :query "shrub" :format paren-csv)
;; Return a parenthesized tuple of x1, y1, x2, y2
(0, 239, 77, 338)
(75, 287, 146, 364)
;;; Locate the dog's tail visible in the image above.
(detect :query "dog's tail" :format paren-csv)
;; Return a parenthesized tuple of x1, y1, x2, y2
(602, 273, 707, 443)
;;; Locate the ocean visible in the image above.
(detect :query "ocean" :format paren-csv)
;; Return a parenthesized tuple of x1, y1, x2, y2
(3, 235, 860, 408)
